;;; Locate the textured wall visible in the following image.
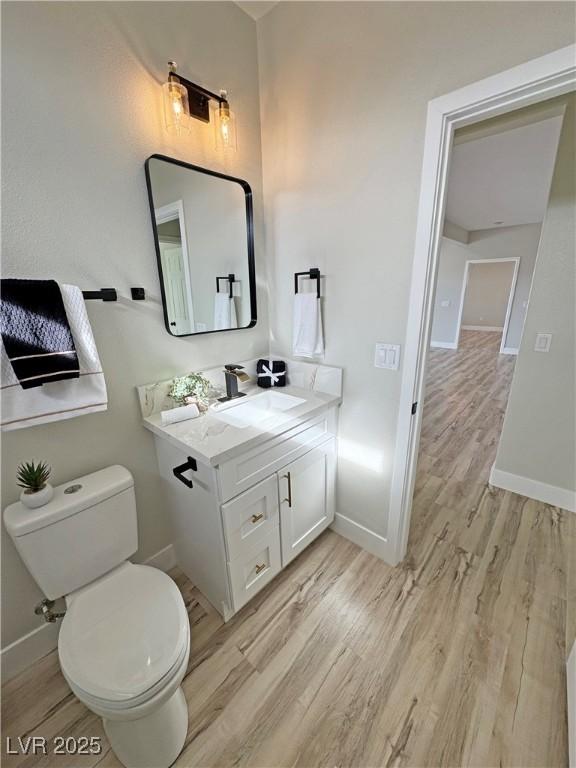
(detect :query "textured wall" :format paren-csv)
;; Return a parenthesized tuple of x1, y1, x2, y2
(1, 1, 268, 649)
(258, 1, 575, 544)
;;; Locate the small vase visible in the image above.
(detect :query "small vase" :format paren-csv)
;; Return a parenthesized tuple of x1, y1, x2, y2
(20, 483, 54, 509)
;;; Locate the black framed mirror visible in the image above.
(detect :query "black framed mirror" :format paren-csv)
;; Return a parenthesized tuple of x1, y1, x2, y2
(145, 154, 257, 336)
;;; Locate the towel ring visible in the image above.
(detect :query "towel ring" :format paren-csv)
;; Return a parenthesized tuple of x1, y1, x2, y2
(294, 268, 321, 299)
(216, 274, 237, 299)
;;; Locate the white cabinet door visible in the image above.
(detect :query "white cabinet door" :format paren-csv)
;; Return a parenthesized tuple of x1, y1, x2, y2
(278, 437, 336, 566)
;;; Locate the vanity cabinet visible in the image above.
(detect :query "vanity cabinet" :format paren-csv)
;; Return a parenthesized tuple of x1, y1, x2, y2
(152, 407, 338, 620)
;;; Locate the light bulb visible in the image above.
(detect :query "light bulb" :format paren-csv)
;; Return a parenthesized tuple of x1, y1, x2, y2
(162, 62, 190, 135)
(215, 92, 237, 152)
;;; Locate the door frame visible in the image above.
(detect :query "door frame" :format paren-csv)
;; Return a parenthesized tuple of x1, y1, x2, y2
(454, 257, 520, 353)
(388, 45, 576, 565)
(155, 200, 195, 332)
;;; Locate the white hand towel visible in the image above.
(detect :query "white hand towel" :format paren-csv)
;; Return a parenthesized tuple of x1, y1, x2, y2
(292, 293, 324, 358)
(160, 402, 200, 425)
(213, 294, 238, 330)
(1, 285, 108, 431)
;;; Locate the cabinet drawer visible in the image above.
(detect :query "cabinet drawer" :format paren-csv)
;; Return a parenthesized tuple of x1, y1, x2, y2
(218, 408, 337, 502)
(228, 526, 281, 612)
(221, 476, 279, 561)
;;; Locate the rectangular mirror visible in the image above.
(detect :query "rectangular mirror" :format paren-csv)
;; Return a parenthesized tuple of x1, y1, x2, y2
(145, 155, 257, 336)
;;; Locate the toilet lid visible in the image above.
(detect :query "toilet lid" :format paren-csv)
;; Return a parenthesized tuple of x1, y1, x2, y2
(58, 563, 189, 703)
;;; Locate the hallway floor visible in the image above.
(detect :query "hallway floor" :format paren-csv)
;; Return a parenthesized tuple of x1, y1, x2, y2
(2, 332, 574, 768)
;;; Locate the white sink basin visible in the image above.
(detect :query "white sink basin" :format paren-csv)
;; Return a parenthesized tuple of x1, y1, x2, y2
(212, 391, 306, 429)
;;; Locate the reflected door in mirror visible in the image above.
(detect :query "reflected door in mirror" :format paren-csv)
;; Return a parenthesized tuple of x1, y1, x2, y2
(145, 155, 257, 336)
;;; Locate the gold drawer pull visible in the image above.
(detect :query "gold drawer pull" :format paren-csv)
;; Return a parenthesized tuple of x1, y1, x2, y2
(251, 513, 264, 523)
(255, 562, 267, 574)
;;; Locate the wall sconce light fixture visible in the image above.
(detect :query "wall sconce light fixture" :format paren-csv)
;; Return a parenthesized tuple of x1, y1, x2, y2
(163, 61, 237, 151)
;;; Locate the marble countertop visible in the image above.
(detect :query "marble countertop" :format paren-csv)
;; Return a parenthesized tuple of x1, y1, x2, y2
(142, 384, 341, 467)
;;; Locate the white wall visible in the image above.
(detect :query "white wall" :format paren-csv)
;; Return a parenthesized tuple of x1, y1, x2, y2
(494, 94, 575, 499)
(431, 237, 470, 346)
(1, 1, 268, 655)
(257, 0, 574, 554)
(462, 261, 515, 329)
(432, 224, 542, 349)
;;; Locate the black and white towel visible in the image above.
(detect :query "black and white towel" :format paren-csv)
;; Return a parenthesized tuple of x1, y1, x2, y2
(0, 279, 80, 388)
(0, 282, 107, 430)
(257, 359, 287, 388)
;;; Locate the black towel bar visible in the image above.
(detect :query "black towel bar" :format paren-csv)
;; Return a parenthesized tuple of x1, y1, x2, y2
(82, 288, 117, 301)
(82, 288, 146, 302)
(294, 268, 321, 299)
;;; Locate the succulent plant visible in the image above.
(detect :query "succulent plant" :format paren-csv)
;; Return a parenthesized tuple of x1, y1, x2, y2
(168, 372, 212, 407)
(17, 461, 51, 494)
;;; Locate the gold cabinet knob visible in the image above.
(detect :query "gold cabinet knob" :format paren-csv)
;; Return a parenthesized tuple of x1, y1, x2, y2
(255, 563, 266, 574)
(251, 513, 264, 523)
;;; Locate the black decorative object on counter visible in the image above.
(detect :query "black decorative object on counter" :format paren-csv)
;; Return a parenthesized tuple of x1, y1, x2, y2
(257, 359, 287, 389)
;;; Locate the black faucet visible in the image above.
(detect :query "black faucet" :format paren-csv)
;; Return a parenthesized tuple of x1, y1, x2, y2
(219, 364, 248, 402)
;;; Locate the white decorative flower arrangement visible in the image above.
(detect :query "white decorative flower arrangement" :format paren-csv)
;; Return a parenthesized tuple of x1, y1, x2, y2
(168, 372, 212, 411)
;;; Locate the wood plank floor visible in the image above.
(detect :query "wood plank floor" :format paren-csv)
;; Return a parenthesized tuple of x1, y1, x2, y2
(2, 331, 574, 768)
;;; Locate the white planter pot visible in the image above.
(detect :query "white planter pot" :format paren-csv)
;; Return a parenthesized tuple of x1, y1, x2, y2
(20, 483, 54, 509)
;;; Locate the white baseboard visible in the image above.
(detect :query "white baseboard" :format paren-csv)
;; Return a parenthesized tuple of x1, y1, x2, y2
(430, 340, 457, 350)
(144, 543, 177, 572)
(1, 544, 177, 684)
(461, 325, 503, 332)
(0, 621, 60, 684)
(501, 346, 519, 355)
(331, 513, 395, 563)
(489, 466, 575, 512)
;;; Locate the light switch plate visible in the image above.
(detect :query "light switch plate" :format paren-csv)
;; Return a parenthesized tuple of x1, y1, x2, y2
(374, 343, 400, 370)
(534, 333, 552, 353)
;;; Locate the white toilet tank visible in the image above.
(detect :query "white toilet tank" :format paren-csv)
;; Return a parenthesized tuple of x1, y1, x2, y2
(4, 465, 137, 599)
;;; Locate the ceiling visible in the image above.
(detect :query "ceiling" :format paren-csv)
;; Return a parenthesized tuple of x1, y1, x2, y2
(445, 115, 563, 232)
(235, 1, 279, 20)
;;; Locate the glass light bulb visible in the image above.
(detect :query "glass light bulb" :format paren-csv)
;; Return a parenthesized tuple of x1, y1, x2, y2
(162, 79, 190, 135)
(215, 100, 237, 152)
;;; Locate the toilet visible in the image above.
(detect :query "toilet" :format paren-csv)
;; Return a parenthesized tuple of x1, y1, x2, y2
(4, 465, 190, 768)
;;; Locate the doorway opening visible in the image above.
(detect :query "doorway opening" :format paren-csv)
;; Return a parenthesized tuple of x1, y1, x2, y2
(457, 258, 518, 353)
(389, 47, 575, 565)
(411, 99, 563, 510)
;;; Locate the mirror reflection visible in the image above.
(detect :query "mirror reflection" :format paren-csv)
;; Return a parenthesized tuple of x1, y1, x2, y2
(146, 155, 256, 336)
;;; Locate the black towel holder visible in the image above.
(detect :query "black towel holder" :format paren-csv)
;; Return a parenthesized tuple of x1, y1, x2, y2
(82, 288, 117, 301)
(81, 288, 146, 302)
(294, 268, 321, 299)
(216, 274, 237, 299)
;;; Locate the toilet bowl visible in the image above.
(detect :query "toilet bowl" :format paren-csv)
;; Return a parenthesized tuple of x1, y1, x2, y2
(59, 562, 190, 768)
(4, 466, 190, 768)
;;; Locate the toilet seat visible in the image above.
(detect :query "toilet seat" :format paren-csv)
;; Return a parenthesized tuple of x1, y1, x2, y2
(58, 562, 189, 709)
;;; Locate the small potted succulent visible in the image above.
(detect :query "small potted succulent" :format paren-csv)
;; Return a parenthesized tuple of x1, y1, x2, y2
(17, 460, 54, 509)
(168, 372, 212, 411)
